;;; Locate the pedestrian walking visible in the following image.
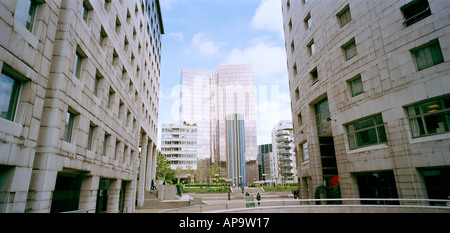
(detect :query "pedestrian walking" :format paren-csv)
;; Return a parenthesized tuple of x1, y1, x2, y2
(256, 193, 261, 205)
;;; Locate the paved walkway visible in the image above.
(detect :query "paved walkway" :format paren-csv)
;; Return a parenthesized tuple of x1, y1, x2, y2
(134, 192, 295, 213)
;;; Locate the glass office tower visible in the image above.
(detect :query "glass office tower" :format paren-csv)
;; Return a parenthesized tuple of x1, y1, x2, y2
(180, 64, 257, 184)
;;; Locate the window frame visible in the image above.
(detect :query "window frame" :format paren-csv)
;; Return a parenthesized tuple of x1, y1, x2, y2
(401, 0, 432, 27)
(64, 111, 75, 143)
(0, 69, 22, 121)
(406, 95, 450, 138)
(343, 39, 357, 61)
(15, 0, 38, 32)
(346, 115, 388, 150)
(348, 75, 364, 97)
(411, 39, 444, 71)
(337, 4, 352, 27)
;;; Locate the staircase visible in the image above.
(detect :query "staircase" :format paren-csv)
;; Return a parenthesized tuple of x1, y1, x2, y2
(138, 190, 190, 210)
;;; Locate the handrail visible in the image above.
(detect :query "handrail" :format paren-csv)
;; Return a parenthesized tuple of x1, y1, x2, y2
(159, 198, 450, 213)
(60, 208, 96, 213)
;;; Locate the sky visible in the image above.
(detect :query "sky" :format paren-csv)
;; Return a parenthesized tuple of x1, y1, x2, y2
(157, 0, 292, 147)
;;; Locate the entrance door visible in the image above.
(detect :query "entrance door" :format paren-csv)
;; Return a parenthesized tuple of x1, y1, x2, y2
(50, 175, 82, 213)
(96, 178, 110, 213)
(355, 170, 399, 205)
(422, 167, 450, 206)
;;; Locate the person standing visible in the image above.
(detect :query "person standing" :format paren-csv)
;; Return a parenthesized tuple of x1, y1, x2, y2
(256, 193, 261, 206)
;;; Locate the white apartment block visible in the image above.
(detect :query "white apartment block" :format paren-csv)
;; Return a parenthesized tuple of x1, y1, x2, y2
(282, 0, 450, 202)
(161, 123, 198, 171)
(0, 0, 163, 213)
(271, 120, 297, 184)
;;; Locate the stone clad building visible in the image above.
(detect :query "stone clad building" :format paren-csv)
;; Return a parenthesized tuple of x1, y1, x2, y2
(282, 0, 450, 203)
(0, 0, 163, 213)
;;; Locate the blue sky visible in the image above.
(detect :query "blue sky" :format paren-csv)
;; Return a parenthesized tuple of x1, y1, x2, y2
(158, 0, 292, 146)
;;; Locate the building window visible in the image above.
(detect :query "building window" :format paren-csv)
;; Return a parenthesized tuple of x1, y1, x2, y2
(81, 0, 92, 23)
(301, 142, 309, 162)
(293, 63, 297, 76)
(337, 5, 351, 27)
(304, 13, 311, 29)
(406, 95, 450, 137)
(108, 87, 115, 109)
(15, 0, 38, 32)
(401, 0, 431, 27)
(73, 51, 83, 79)
(94, 74, 101, 96)
(349, 75, 364, 97)
(315, 98, 331, 136)
(310, 68, 318, 84)
(64, 111, 75, 143)
(346, 115, 387, 149)
(297, 113, 302, 127)
(412, 40, 444, 71)
(308, 39, 315, 55)
(103, 132, 110, 156)
(0, 69, 21, 121)
(288, 18, 293, 32)
(87, 123, 95, 150)
(291, 40, 295, 54)
(343, 39, 357, 60)
(100, 26, 107, 47)
(295, 87, 300, 101)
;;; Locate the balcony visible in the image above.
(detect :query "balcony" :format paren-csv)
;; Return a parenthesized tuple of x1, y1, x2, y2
(276, 136, 290, 142)
(276, 130, 290, 136)
(278, 148, 291, 154)
(277, 142, 291, 148)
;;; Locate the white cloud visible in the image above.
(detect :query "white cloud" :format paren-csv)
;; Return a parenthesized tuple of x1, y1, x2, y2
(190, 32, 221, 57)
(251, 0, 284, 39)
(223, 42, 287, 83)
(168, 32, 184, 42)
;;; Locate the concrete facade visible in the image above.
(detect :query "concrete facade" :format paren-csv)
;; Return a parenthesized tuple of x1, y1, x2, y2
(0, 0, 163, 213)
(282, 0, 450, 202)
(161, 123, 198, 171)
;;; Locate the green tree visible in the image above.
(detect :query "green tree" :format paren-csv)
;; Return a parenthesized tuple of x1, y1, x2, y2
(156, 150, 174, 181)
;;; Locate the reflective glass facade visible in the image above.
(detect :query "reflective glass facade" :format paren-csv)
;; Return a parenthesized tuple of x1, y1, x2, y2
(180, 65, 257, 182)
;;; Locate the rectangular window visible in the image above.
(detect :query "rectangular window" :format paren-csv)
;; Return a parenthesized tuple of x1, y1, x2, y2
(103, 133, 110, 156)
(308, 40, 315, 55)
(87, 124, 95, 150)
(304, 13, 311, 29)
(94, 74, 101, 96)
(100, 26, 107, 47)
(338, 5, 351, 27)
(344, 40, 357, 60)
(64, 111, 75, 143)
(0, 69, 21, 121)
(315, 98, 331, 136)
(412, 40, 444, 71)
(406, 96, 450, 137)
(301, 142, 309, 162)
(108, 88, 115, 109)
(73, 51, 82, 78)
(82, 1, 89, 22)
(401, 0, 431, 27)
(349, 76, 364, 97)
(15, 0, 38, 32)
(310, 68, 318, 84)
(347, 115, 387, 149)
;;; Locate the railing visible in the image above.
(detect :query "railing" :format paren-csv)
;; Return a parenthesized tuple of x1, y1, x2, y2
(159, 198, 450, 213)
(60, 208, 96, 213)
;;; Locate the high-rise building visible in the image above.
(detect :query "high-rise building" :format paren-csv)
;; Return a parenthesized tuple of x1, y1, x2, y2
(225, 113, 246, 187)
(0, 0, 163, 213)
(161, 123, 198, 171)
(271, 120, 297, 184)
(282, 0, 450, 202)
(180, 64, 257, 185)
(257, 144, 273, 183)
